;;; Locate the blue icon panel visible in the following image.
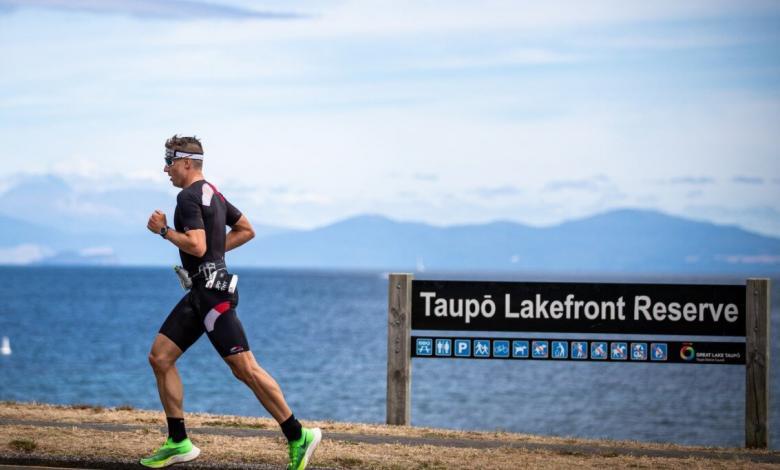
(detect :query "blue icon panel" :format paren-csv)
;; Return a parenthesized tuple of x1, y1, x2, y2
(454, 339, 471, 357)
(631, 343, 648, 361)
(551, 341, 568, 359)
(435, 338, 452, 356)
(493, 340, 510, 358)
(591, 342, 608, 360)
(532, 340, 549, 358)
(473, 339, 491, 358)
(512, 340, 529, 358)
(651, 343, 668, 361)
(610, 342, 628, 360)
(571, 341, 588, 359)
(413, 337, 696, 364)
(416, 338, 433, 356)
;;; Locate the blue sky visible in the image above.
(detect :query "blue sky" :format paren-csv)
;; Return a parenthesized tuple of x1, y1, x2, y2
(1, 0, 779, 235)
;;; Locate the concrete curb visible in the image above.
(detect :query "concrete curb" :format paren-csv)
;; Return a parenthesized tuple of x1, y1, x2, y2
(1, 418, 779, 466)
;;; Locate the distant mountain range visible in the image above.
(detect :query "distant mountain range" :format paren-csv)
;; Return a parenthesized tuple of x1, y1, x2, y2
(229, 210, 780, 274)
(1, 206, 778, 274)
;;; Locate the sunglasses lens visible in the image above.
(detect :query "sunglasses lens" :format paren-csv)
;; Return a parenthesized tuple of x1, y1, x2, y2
(165, 157, 173, 166)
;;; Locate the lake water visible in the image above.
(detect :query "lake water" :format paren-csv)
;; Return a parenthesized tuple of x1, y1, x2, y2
(0, 267, 777, 449)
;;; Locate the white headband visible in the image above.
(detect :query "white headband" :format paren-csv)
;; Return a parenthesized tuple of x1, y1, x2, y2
(165, 148, 204, 160)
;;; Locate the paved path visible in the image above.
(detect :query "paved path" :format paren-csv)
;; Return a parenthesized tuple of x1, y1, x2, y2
(1, 418, 778, 468)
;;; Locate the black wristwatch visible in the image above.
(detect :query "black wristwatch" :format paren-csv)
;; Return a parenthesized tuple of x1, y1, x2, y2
(159, 226, 170, 239)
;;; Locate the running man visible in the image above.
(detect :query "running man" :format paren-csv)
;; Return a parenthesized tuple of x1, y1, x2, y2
(142, 135, 321, 469)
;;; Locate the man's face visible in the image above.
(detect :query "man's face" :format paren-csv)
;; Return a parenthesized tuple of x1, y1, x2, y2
(163, 157, 187, 188)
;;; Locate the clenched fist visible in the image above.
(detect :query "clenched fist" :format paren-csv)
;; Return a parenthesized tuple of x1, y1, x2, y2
(147, 210, 168, 234)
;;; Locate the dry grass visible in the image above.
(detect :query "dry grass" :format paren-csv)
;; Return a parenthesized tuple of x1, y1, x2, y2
(0, 424, 770, 470)
(8, 438, 37, 452)
(0, 401, 707, 449)
(0, 401, 776, 469)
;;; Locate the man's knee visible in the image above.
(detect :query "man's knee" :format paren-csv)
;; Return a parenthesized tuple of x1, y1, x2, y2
(228, 361, 248, 382)
(228, 358, 258, 384)
(148, 352, 176, 373)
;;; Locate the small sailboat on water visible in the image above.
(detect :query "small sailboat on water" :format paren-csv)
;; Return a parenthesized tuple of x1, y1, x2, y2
(1, 336, 11, 355)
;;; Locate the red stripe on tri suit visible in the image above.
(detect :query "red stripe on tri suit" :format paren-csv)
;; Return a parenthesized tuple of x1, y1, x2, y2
(204, 301, 232, 333)
(214, 301, 231, 314)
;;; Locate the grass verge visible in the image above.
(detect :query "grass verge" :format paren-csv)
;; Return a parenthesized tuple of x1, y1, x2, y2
(0, 401, 776, 469)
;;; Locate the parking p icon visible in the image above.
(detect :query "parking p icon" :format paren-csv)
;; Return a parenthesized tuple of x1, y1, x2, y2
(454, 339, 471, 357)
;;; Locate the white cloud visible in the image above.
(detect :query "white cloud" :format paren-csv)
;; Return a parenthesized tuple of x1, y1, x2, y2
(413, 173, 438, 182)
(55, 197, 122, 217)
(0, 244, 51, 264)
(716, 254, 780, 265)
(572, 30, 770, 51)
(0, 0, 305, 20)
(472, 185, 524, 199)
(732, 176, 765, 185)
(282, 1, 777, 38)
(663, 176, 715, 186)
(79, 246, 115, 257)
(409, 49, 588, 71)
(544, 175, 611, 193)
(100, 0, 778, 53)
(0, 176, 16, 195)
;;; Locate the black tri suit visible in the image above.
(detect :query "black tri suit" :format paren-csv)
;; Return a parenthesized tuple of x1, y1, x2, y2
(159, 180, 250, 357)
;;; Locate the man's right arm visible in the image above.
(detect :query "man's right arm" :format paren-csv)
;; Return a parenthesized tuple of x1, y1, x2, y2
(147, 208, 206, 257)
(165, 228, 207, 257)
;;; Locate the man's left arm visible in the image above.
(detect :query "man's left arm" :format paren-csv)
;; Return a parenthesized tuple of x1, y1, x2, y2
(226, 215, 255, 252)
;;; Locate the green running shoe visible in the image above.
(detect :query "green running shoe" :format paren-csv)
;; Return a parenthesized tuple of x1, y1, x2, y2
(140, 437, 200, 468)
(287, 427, 322, 470)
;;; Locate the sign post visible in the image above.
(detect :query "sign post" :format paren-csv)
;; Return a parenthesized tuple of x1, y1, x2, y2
(386, 273, 413, 425)
(746, 278, 771, 448)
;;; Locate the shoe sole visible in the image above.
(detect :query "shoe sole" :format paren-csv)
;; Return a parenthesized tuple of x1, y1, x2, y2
(140, 446, 201, 468)
(300, 428, 322, 470)
(167, 446, 201, 467)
